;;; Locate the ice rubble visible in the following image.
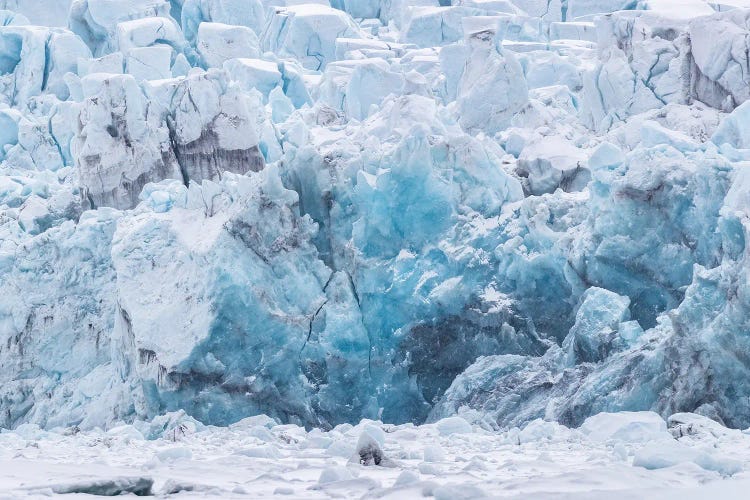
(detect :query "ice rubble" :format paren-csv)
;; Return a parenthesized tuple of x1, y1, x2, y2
(1, 410, 749, 497)
(5, 0, 750, 435)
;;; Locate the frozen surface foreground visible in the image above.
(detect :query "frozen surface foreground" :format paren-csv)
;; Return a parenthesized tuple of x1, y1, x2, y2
(1, 411, 750, 498)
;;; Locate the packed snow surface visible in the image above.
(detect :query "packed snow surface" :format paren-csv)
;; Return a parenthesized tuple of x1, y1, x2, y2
(0, 411, 749, 498)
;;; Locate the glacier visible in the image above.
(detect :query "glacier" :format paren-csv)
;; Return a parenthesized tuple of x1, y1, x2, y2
(3, 0, 750, 439)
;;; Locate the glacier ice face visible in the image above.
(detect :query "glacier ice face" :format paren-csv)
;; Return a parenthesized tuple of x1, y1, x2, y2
(569, 144, 730, 328)
(561, 287, 632, 364)
(431, 140, 743, 428)
(196, 22, 260, 68)
(689, 9, 750, 110)
(455, 25, 528, 134)
(317, 59, 406, 121)
(0, 26, 90, 106)
(159, 69, 266, 183)
(74, 68, 267, 210)
(70, 0, 174, 56)
(401, 6, 487, 46)
(180, 0, 266, 43)
(0, 1, 71, 27)
(0, 208, 121, 429)
(579, 8, 750, 130)
(712, 100, 750, 149)
(112, 168, 336, 425)
(74, 73, 181, 210)
(261, 4, 363, 70)
(5, 0, 750, 433)
(276, 95, 545, 423)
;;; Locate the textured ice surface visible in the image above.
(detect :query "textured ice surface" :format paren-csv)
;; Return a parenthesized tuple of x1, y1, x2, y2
(1, 411, 750, 498)
(4, 0, 750, 439)
(261, 4, 363, 70)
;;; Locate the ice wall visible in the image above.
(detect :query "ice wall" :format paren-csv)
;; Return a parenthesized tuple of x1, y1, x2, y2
(3, 0, 750, 432)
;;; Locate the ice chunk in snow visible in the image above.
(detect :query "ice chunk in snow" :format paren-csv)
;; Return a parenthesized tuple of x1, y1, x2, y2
(50, 477, 154, 496)
(436, 416, 473, 435)
(394, 470, 420, 485)
(156, 446, 193, 462)
(432, 484, 489, 500)
(352, 426, 396, 466)
(423, 444, 446, 462)
(518, 419, 572, 443)
(235, 444, 282, 459)
(633, 439, 743, 475)
(229, 414, 278, 430)
(134, 410, 206, 439)
(318, 466, 354, 484)
(579, 412, 669, 443)
(327, 438, 357, 458)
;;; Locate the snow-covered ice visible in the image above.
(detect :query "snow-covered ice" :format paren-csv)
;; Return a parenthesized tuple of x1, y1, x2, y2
(0, 411, 749, 498)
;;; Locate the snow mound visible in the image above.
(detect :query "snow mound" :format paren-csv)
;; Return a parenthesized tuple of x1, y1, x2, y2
(0, 413, 747, 497)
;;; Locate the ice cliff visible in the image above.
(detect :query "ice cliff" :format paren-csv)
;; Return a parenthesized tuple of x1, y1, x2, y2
(3, 0, 750, 431)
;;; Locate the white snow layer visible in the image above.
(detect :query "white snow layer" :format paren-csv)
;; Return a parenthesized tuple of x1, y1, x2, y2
(0, 411, 749, 498)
